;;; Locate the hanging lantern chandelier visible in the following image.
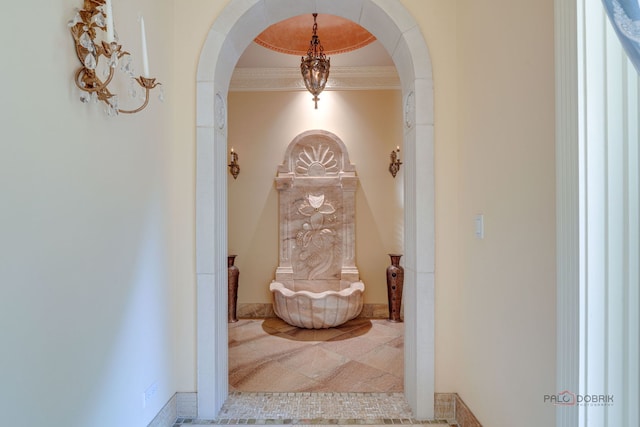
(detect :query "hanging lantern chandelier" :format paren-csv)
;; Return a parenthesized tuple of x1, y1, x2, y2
(300, 13, 330, 109)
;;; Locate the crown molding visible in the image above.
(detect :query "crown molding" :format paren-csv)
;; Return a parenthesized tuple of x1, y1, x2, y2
(229, 66, 400, 91)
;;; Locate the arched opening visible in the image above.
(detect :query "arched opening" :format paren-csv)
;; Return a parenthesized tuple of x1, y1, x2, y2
(195, 0, 435, 419)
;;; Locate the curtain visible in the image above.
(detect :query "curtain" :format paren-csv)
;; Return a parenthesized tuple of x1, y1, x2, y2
(603, 0, 640, 73)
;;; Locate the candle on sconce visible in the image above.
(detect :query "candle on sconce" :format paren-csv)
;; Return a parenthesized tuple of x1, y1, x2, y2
(105, 0, 114, 43)
(140, 16, 150, 77)
(228, 147, 240, 178)
(389, 145, 402, 177)
(70, 0, 162, 115)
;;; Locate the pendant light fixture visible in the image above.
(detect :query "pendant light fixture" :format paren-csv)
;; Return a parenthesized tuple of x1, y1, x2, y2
(300, 13, 330, 109)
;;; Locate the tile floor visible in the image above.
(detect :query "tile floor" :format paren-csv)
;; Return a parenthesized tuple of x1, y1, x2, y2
(228, 317, 404, 393)
(172, 318, 455, 426)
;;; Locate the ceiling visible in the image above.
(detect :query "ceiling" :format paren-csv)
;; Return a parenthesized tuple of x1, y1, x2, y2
(235, 14, 394, 69)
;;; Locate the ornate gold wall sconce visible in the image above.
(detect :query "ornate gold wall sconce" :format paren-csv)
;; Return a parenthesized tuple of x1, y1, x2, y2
(389, 146, 402, 178)
(228, 148, 240, 179)
(68, 0, 162, 116)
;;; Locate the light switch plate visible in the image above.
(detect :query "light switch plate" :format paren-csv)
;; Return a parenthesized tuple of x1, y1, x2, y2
(475, 214, 484, 239)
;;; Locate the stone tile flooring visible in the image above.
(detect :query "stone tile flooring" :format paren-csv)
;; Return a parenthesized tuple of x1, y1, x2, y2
(172, 318, 455, 426)
(228, 318, 404, 393)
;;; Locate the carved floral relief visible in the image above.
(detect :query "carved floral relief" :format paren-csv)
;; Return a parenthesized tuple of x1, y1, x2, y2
(296, 193, 337, 279)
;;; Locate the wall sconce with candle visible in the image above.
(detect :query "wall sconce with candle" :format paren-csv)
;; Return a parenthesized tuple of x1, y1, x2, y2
(389, 146, 402, 178)
(228, 148, 240, 179)
(68, 0, 161, 116)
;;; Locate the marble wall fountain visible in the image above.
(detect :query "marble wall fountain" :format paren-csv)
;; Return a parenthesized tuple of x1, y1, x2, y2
(269, 130, 365, 329)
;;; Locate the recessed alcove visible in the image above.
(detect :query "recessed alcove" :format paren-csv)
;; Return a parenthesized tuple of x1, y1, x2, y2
(195, 0, 435, 419)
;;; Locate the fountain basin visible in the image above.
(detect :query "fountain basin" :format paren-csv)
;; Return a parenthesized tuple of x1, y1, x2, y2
(270, 280, 364, 329)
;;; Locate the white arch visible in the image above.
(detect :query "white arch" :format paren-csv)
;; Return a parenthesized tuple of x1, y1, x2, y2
(195, 0, 435, 419)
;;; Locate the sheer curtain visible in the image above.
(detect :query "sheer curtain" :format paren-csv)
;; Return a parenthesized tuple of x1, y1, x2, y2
(602, 1, 640, 72)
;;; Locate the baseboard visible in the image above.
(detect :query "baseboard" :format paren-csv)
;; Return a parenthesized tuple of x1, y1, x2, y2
(237, 303, 391, 319)
(453, 393, 483, 427)
(147, 393, 177, 427)
(358, 303, 392, 319)
(176, 392, 198, 418)
(434, 393, 482, 427)
(434, 393, 456, 420)
(147, 392, 197, 427)
(236, 303, 276, 318)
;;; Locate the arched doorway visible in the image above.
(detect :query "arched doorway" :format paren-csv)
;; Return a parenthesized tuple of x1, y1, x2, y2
(195, 0, 435, 419)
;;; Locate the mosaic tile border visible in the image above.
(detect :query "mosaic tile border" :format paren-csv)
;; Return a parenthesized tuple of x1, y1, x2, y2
(174, 418, 451, 426)
(171, 392, 452, 426)
(218, 392, 414, 420)
(162, 393, 478, 427)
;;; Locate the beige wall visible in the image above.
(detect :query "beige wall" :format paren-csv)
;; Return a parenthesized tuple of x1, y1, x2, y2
(227, 90, 403, 305)
(455, 0, 556, 425)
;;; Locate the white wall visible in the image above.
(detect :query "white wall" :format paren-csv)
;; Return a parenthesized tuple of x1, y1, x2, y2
(0, 1, 181, 426)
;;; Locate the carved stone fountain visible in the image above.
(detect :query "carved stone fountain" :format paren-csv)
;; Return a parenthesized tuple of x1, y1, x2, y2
(269, 130, 364, 328)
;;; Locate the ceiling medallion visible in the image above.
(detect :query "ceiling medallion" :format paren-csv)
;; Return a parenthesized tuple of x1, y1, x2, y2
(255, 15, 376, 56)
